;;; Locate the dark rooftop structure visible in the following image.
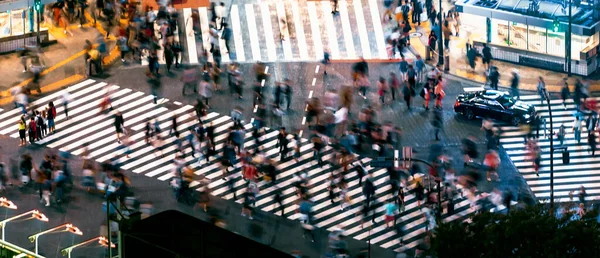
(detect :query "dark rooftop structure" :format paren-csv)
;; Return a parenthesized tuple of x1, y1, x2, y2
(122, 210, 293, 258)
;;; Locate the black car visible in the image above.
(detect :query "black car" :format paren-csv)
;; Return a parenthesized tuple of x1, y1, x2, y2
(454, 90, 536, 126)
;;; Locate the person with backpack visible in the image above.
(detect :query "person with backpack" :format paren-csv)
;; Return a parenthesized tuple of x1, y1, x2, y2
(47, 102, 56, 134)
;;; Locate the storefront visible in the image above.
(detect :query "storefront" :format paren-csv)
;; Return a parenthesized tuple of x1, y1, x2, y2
(0, 0, 55, 54)
(456, 0, 600, 76)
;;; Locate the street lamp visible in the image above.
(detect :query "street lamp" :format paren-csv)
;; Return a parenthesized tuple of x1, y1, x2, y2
(0, 209, 48, 241)
(0, 197, 17, 210)
(28, 223, 83, 254)
(61, 236, 115, 258)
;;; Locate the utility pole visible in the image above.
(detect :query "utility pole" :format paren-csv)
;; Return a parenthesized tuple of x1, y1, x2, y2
(567, 0, 572, 76)
(437, 0, 444, 66)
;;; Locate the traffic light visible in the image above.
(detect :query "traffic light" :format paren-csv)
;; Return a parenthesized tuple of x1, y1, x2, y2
(553, 18, 560, 32)
(34, 0, 41, 12)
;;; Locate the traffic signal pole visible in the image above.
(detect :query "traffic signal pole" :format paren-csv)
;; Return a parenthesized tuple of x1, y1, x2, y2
(567, 0, 572, 76)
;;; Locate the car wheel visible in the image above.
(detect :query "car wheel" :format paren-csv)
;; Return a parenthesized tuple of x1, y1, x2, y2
(465, 109, 475, 120)
(511, 116, 520, 126)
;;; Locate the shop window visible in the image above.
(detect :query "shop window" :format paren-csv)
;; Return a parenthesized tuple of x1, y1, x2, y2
(527, 25, 547, 54)
(492, 18, 509, 47)
(0, 12, 10, 37)
(508, 22, 527, 50)
(547, 31, 565, 57)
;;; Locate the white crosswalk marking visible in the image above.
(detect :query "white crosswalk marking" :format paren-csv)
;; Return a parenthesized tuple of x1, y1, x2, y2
(198, 7, 213, 64)
(245, 4, 262, 61)
(368, 0, 388, 59)
(179, 0, 413, 63)
(499, 94, 600, 203)
(338, 0, 356, 59)
(321, 1, 340, 59)
(353, 0, 371, 59)
(260, 2, 278, 61)
(0, 79, 480, 253)
(230, 5, 246, 62)
(183, 8, 199, 64)
(290, 1, 309, 60)
(276, 2, 293, 60)
(307, 1, 324, 60)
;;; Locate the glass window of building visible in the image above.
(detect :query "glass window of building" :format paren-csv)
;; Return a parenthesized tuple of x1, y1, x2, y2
(508, 22, 527, 50)
(492, 18, 509, 47)
(546, 30, 565, 57)
(0, 12, 10, 37)
(460, 13, 486, 43)
(527, 25, 547, 54)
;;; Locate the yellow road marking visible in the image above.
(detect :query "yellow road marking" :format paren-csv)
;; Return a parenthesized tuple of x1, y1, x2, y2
(0, 74, 85, 106)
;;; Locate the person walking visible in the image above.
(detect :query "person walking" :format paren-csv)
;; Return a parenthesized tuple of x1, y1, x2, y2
(488, 66, 499, 90)
(114, 110, 125, 143)
(389, 72, 400, 101)
(537, 77, 547, 105)
(377, 77, 388, 105)
(434, 79, 445, 109)
(510, 69, 520, 99)
(432, 108, 443, 140)
(426, 31, 437, 61)
(164, 43, 175, 73)
(589, 130, 597, 156)
(399, 57, 409, 81)
(221, 23, 232, 54)
(277, 127, 290, 161)
(573, 116, 583, 144)
(18, 119, 27, 146)
(60, 89, 71, 120)
(561, 78, 571, 109)
(47, 102, 56, 134)
(482, 43, 492, 71)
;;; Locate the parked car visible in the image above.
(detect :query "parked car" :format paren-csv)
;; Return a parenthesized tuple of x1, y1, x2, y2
(454, 89, 536, 126)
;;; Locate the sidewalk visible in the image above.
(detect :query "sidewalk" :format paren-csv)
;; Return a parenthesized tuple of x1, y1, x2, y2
(0, 16, 121, 104)
(406, 17, 600, 93)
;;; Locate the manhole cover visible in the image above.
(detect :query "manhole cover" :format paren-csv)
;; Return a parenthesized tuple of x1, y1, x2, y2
(410, 32, 423, 38)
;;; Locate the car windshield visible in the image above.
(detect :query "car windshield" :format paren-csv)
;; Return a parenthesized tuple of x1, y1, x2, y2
(496, 95, 516, 108)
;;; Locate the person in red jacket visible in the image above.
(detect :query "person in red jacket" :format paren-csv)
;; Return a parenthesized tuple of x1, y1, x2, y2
(28, 117, 37, 144)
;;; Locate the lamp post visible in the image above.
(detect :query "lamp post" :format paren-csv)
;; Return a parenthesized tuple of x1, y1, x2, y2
(61, 236, 115, 258)
(0, 209, 47, 241)
(437, 0, 444, 66)
(567, 0, 572, 76)
(543, 89, 555, 209)
(29, 223, 83, 254)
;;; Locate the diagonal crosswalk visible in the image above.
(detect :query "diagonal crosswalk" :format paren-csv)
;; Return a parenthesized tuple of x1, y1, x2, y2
(499, 94, 600, 203)
(181, 0, 407, 64)
(0, 79, 479, 253)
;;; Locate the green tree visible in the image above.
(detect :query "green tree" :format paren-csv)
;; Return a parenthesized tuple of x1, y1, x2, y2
(427, 205, 600, 258)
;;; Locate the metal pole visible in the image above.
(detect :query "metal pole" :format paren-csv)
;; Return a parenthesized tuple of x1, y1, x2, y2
(2, 223, 5, 241)
(437, 0, 444, 65)
(36, 1, 40, 44)
(34, 236, 38, 254)
(107, 200, 111, 258)
(567, 0, 572, 76)
(547, 93, 554, 209)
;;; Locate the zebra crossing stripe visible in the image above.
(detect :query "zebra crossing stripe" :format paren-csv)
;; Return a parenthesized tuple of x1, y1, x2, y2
(245, 4, 262, 61)
(198, 7, 214, 63)
(276, 2, 294, 60)
(338, 0, 356, 59)
(321, 1, 340, 59)
(0, 80, 486, 253)
(290, 1, 309, 60)
(353, 0, 371, 59)
(368, 0, 388, 59)
(0, 79, 95, 122)
(183, 8, 199, 64)
(260, 2, 278, 62)
(230, 5, 246, 62)
(307, 1, 324, 60)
